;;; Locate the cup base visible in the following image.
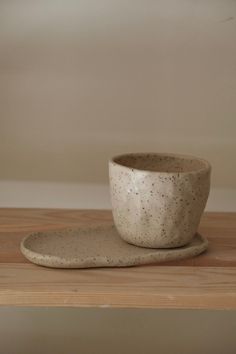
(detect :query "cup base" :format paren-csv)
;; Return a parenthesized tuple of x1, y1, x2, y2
(121, 236, 194, 249)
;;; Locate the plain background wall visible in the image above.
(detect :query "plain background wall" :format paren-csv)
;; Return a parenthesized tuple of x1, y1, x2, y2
(0, 0, 236, 187)
(0, 1, 236, 353)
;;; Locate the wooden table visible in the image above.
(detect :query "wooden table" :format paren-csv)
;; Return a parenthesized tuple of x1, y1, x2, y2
(0, 209, 236, 309)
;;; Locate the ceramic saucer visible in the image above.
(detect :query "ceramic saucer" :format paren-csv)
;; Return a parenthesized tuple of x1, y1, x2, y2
(21, 225, 208, 268)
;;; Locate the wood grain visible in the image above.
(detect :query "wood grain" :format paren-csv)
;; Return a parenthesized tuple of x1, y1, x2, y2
(0, 209, 236, 309)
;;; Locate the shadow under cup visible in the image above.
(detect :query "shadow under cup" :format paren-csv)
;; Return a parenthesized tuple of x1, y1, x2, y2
(109, 153, 211, 248)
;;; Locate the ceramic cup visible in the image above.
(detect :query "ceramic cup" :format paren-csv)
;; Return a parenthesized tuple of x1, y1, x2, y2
(109, 153, 211, 248)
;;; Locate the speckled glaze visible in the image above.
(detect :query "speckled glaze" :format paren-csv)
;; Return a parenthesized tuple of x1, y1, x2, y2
(20, 225, 208, 268)
(109, 153, 211, 248)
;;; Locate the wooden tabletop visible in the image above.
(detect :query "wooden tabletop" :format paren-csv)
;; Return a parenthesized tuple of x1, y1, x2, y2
(0, 208, 236, 309)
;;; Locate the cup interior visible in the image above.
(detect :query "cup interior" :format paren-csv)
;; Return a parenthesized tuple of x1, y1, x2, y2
(112, 153, 210, 173)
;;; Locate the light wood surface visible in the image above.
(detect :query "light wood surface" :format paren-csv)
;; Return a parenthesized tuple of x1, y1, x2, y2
(0, 209, 236, 309)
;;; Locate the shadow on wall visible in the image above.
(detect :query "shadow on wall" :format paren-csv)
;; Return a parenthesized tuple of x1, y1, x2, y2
(0, 134, 235, 188)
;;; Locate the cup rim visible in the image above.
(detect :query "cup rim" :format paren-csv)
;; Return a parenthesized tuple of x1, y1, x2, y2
(109, 152, 211, 175)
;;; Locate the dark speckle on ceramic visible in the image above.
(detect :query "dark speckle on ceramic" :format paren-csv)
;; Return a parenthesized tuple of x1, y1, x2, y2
(109, 152, 211, 248)
(20, 225, 208, 268)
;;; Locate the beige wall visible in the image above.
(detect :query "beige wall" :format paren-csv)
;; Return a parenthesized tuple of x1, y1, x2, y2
(0, 0, 236, 188)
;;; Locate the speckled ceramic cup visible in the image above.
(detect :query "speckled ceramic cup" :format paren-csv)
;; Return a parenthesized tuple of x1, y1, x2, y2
(109, 153, 211, 248)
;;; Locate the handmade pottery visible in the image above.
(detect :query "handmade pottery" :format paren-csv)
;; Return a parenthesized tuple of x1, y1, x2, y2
(20, 225, 208, 268)
(109, 152, 211, 248)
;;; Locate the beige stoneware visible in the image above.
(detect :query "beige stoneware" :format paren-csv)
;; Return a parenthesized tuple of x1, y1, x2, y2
(109, 152, 211, 248)
(20, 225, 208, 268)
